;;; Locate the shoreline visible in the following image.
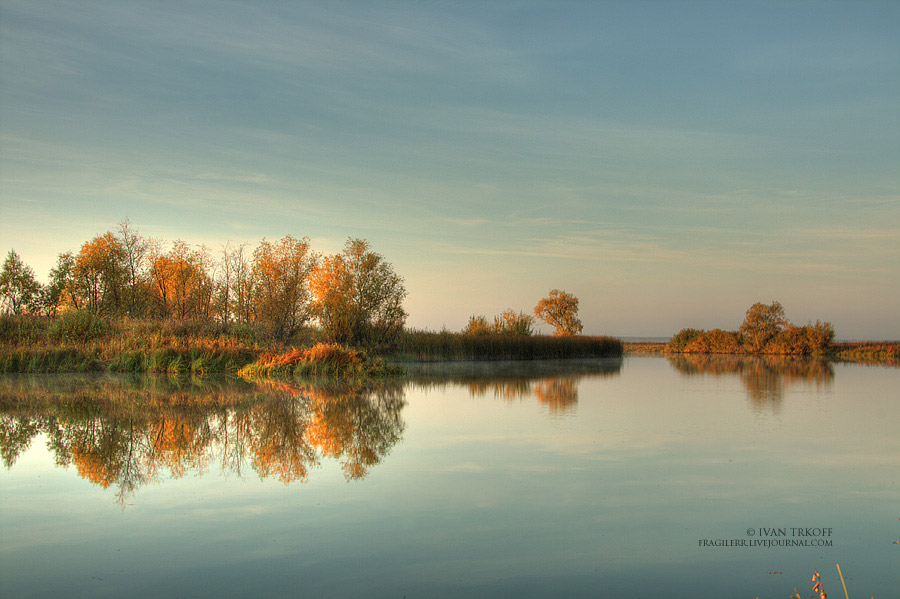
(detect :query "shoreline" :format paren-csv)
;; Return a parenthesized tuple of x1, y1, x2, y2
(624, 340, 900, 366)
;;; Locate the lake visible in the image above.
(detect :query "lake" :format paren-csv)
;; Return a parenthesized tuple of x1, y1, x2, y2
(1, 356, 897, 598)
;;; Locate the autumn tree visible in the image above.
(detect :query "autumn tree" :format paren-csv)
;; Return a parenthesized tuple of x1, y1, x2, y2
(250, 235, 317, 341)
(0, 250, 42, 315)
(534, 289, 583, 336)
(72, 232, 128, 315)
(739, 301, 788, 352)
(149, 240, 213, 319)
(309, 238, 407, 346)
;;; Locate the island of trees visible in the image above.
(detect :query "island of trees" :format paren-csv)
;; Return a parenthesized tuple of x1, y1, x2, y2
(660, 301, 898, 364)
(667, 301, 834, 355)
(0, 221, 621, 374)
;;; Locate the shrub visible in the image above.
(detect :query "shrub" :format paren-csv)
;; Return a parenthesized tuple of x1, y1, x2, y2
(0, 314, 50, 343)
(463, 315, 492, 336)
(684, 329, 741, 353)
(48, 310, 109, 343)
(667, 328, 705, 353)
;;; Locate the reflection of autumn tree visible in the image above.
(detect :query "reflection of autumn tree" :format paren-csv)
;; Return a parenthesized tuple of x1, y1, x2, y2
(0, 375, 406, 504)
(147, 411, 215, 479)
(667, 354, 834, 409)
(464, 376, 580, 414)
(422, 360, 624, 416)
(306, 385, 406, 480)
(247, 398, 317, 484)
(533, 377, 578, 414)
(44, 414, 153, 505)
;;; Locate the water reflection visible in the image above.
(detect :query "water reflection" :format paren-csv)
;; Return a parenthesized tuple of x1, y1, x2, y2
(406, 358, 622, 415)
(0, 375, 405, 505)
(666, 354, 834, 410)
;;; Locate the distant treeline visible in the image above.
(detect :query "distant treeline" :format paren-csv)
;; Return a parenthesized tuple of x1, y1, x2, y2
(666, 301, 834, 355)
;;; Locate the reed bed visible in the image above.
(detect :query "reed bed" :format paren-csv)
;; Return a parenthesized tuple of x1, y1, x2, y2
(829, 341, 900, 366)
(390, 330, 623, 362)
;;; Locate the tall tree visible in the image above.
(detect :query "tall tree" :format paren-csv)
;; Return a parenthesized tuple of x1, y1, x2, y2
(250, 235, 317, 341)
(309, 238, 407, 345)
(116, 219, 149, 317)
(534, 289, 583, 336)
(739, 301, 788, 352)
(149, 240, 212, 319)
(0, 250, 42, 315)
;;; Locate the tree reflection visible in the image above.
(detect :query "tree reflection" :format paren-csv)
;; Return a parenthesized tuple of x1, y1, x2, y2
(0, 375, 406, 505)
(666, 354, 834, 410)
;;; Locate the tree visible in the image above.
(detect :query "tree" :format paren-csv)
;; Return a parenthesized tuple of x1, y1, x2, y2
(116, 219, 149, 317)
(0, 250, 42, 315)
(43, 251, 77, 316)
(148, 240, 212, 319)
(309, 238, 407, 345)
(739, 301, 788, 352)
(250, 235, 317, 341)
(534, 289, 583, 336)
(73, 232, 127, 315)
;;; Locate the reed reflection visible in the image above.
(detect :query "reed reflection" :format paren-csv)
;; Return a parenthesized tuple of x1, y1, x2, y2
(666, 355, 834, 410)
(407, 358, 622, 415)
(0, 375, 405, 505)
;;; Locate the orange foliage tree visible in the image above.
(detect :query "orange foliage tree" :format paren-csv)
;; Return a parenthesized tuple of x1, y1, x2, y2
(149, 240, 213, 319)
(534, 289, 583, 336)
(309, 238, 406, 345)
(250, 235, 317, 341)
(73, 232, 127, 315)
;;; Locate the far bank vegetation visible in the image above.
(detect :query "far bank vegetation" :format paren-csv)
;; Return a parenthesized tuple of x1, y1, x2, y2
(667, 301, 835, 356)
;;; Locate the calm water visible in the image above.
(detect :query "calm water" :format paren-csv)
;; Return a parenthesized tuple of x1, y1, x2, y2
(1, 357, 897, 598)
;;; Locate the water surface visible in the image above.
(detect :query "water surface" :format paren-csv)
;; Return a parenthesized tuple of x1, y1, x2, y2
(1, 357, 896, 598)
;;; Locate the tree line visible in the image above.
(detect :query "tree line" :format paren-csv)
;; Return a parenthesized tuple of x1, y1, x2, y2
(0, 220, 406, 345)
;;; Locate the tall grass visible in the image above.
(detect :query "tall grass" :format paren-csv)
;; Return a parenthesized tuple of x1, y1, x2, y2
(391, 330, 623, 361)
(0, 315, 265, 374)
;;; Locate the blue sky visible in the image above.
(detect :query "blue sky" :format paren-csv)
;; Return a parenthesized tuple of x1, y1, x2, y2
(1, 1, 898, 338)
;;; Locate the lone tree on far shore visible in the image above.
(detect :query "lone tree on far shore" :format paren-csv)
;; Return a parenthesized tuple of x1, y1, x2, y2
(534, 289, 583, 336)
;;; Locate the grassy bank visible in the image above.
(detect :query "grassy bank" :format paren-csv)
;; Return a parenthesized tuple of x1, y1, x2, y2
(390, 330, 623, 361)
(1, 314, 623, 374)
(0, 314, 264, 374)
(238, 344, 402, 379)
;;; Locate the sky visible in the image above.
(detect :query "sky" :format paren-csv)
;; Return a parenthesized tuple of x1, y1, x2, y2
(1, 1, 898, 339)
